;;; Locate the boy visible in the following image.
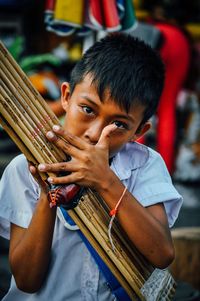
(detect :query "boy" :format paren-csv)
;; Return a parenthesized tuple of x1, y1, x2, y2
(0, 33, 182, 300)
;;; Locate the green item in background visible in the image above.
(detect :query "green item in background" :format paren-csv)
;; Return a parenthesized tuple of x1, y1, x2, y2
(8, 36, 25, 61)
(7, 36, 62, 73)
(121, 0, 137, 32)
(20, 53, 61, 73)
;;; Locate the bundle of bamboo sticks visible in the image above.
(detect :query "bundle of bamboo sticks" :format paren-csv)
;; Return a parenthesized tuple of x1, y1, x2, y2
(0, 41, 175, 301)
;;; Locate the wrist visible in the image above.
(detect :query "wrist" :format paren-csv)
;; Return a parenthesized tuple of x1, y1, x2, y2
(94, 170, 127, 212)
(38, 191, 55, 210)
(95, 169, 119, 194)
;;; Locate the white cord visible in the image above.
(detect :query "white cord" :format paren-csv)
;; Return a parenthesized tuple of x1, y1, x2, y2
(108, 186, 127, 251)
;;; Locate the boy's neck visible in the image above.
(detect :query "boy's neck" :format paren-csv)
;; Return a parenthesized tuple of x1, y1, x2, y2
(109, 157, 114, 166)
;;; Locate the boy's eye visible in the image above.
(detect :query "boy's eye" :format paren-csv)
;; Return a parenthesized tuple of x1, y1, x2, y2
(113, 121, 128, 130)
(81, 106, 94, 115)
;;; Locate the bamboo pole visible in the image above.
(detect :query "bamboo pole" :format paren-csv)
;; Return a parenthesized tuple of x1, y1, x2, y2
(0, 88, 55, 164)
(0, 41, 58, 127)
(1, 79, 61, 163)
(0, 114, 47, 181)
(0, 113, 37, 164)
(0, 60, 65, 162)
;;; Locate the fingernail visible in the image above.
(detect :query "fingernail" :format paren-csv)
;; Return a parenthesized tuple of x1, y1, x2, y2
(38, 164, 46, 171)
(112, 124, 118, 130)
(29, 166, 35, 173)
(46, 131, 55, 138)
(53, 125, 60, 132)
(48, 177, 53, 183)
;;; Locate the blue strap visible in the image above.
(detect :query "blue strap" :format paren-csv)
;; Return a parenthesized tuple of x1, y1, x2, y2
(60, 206, 132, 301)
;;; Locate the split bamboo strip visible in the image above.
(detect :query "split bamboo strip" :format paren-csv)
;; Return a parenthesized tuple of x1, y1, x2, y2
(0, 40, 163, 300)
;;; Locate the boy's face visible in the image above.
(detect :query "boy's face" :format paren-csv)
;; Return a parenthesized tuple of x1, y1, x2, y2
(61, 75, 150, 158)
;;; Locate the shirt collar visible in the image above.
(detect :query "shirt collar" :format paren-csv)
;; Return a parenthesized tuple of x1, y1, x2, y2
(111, 142, 149, 180)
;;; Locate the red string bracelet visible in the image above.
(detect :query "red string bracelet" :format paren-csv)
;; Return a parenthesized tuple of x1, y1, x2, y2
(109, 186, 127, 217)
(108, 186, 127, 251)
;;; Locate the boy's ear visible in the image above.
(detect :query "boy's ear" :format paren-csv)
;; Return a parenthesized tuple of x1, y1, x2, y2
(130, 121, 151, 142)
(61, 82, 71, 112)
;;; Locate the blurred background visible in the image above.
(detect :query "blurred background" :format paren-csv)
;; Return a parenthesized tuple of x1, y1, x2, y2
(0, 0, 200, 300)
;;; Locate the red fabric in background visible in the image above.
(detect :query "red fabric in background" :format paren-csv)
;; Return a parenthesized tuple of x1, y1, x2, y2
(156, 23, 190, 174)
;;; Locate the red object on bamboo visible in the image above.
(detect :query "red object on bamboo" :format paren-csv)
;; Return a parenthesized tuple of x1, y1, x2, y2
(48, 184, 82, 208)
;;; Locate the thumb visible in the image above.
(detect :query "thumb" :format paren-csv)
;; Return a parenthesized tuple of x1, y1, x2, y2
(97, 124, 117, 148)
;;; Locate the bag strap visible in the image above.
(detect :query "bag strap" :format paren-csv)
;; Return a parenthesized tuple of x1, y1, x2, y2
(60, 206, 132, 301)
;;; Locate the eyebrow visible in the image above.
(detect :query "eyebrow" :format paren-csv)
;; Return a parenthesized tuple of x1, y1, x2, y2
(81, 95, 99, 107)
(81, 95, 135, 123)
(112, 113, 135, 123)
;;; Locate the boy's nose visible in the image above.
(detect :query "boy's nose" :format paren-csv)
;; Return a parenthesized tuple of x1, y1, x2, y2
(84, 121, 105, 145)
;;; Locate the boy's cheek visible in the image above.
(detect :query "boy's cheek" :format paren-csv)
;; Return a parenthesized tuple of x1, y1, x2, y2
(64, 116, 83, 137)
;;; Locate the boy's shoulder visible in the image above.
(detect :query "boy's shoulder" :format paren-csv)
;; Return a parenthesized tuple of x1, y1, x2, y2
(117, 142, 165, 168)
(7, 153, 28, 172)
(2, 154, 31, 183)
(112, 142, 169, 180)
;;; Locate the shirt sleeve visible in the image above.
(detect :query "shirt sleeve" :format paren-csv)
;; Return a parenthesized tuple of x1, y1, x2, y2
(0, 154, 39, 239)
(132, 150, 183, 228)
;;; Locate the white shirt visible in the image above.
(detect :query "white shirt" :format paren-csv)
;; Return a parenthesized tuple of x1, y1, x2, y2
(0, 142, 182, 300)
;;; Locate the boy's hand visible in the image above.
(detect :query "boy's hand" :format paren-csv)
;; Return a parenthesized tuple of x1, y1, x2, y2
(37, 124, 117, 191)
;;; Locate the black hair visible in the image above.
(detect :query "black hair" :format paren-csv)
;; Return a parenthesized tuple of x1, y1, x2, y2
(70, 33, 165, 124)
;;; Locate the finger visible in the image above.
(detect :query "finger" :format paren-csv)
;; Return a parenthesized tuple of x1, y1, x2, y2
(46, 131, 84, 160)
(97, 124, 117, 148)
(52, 125, 88, 150)
(46, 130, 70, 153)
(38, 161, 77, 174)
(47, 173, 79, 186)
(28, 162, 42, 181)
(28, 162, 37, 176)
